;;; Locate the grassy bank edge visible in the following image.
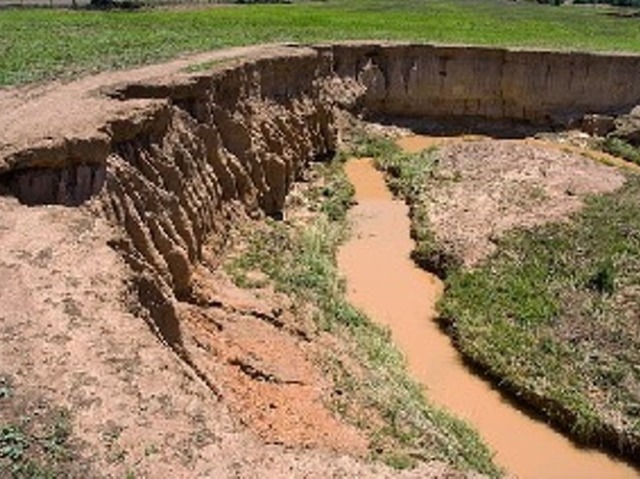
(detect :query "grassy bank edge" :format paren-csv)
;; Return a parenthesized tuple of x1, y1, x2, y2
(224, 154, 501, 476)
(437, 179, 640, 465)
(601, 137, 640, 166)
(349, 131, 640, 466)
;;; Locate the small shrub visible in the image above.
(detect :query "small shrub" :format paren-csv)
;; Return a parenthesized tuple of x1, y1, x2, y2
(586, 259, 616, 295)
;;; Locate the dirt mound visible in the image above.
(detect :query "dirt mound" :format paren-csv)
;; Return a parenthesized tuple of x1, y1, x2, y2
(421, 139, 625, 267)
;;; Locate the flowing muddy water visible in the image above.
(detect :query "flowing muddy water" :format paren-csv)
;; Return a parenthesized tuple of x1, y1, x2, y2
(337, 154, 638, 479)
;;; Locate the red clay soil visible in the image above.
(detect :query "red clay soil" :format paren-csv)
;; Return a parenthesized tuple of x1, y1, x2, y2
(180, 265, 368, 454)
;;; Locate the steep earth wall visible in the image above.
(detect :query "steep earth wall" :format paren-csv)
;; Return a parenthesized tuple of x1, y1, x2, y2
(1, 42, 640, 347)
(328, 43, 640, 123)
(5, 43, 640, 207)
(95, 49, 338, 348)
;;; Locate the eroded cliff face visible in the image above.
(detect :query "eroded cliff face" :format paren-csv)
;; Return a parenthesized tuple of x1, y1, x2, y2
(328, 43, 640, 123)
(2, 42, 640, 354)
(0, 47, 370, 476)
(5, 43, 640, 205)
(98, 62, 336, 347)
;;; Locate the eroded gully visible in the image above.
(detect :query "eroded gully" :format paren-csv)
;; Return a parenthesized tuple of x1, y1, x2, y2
(336, 153, 638, 479)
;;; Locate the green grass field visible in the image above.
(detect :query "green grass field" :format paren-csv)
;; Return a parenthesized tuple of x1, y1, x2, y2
(1, 0, 640, 87)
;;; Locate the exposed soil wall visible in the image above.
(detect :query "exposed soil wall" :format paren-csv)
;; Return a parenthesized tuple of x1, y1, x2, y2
(5, 43, 640, 206)
(1, 42, 639, 352)
(327, 43, 640, 123)
(95, 51, 337, 347)
(2, 40, 640, 363)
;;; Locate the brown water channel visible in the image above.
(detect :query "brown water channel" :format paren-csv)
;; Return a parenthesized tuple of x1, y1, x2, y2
(337, 156, 638, 479)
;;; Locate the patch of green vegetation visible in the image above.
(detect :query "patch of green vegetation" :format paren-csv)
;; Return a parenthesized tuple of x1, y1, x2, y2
(601, 137, 640, 165)
(308, 152, 355, 222)
(0, 378, 76, 478)
(0, 378, 11, 401)
(226, 156, 500, 476)
(3, 0, 640, 87)
(439, 175, 640, 454)
(346, 130, 399, 160)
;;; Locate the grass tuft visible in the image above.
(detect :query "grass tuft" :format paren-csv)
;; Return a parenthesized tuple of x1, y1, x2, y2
(601, 137, 640, 165)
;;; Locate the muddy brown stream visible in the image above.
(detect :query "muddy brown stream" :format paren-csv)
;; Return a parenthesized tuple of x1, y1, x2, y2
(337, 155, 638, 479)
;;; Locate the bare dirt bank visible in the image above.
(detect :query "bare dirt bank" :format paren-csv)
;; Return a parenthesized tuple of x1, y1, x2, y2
(401, 136, 625, 267)
(2, 42, 640, 476)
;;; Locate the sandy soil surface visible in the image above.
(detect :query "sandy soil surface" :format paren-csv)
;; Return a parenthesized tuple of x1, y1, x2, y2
(400, 136, 626, 267)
